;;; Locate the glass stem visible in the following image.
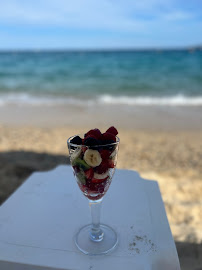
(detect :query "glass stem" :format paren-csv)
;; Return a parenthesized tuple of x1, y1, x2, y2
(89, 199, 104, 242)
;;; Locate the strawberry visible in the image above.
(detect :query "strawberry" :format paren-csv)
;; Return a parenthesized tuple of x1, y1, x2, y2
(84, 168, 94, 179)
(92, 176, 109, 183)
(100, 149, 111, 160)
(106, 126, 118, 136)
(108, 159, 115, 168)
(85, 129, 102, 140)
(95, 161, 109, 174)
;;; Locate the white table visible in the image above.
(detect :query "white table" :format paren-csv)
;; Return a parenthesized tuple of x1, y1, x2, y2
(0, 165, 180, 270)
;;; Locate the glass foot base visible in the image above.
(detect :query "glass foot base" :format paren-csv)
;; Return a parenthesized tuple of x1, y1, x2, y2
(75, 224, 118, 255)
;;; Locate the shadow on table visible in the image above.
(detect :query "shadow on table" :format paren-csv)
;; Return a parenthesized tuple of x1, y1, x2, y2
(0, 150, 69, 205)
(176, 241, 202, 269)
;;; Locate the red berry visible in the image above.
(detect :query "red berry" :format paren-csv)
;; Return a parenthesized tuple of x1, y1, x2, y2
(100, 149, 111, 160)
(81, 146, 88, 154)
(108, 159, 115, 168)
(102, 132, 116, 142)
(85, 129, 102, 140)
(92, 176, 109, 183)
(106, 126, 118, 136)
(84, 168, 94, 179)
(95, 161, 109, 174)
(85, 134, 97, 140)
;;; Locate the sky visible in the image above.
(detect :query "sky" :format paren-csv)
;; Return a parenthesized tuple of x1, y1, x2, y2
(0, 0, 202, 50)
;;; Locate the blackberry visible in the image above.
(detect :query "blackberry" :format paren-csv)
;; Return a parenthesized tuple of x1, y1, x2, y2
(70, 136, 82, 145)
(84, 137, 100, 149)
(102, 140, 116, 151)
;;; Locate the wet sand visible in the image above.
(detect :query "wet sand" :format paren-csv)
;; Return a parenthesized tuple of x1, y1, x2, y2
(0, 103, 202, 130)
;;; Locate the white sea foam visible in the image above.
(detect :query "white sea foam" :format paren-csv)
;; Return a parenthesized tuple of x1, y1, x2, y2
(98, 94, 202, 106)
(0, 93, 93, 107)
(0, 93, 202, 107)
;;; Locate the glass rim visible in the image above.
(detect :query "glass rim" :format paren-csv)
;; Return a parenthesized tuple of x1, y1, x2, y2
(67, 134, 120, 148)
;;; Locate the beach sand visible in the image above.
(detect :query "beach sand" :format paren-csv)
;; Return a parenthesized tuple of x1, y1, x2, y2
(0, 104, 202, 269)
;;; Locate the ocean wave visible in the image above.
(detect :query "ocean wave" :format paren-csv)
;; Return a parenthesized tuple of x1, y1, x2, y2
(0, 93, 202, 107)
(0, 93, 93, 107)
(98, 94, 202, 106)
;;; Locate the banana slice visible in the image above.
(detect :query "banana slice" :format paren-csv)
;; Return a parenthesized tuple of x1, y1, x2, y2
(84, 149, 102, 167)
(94, 171, 109, 179)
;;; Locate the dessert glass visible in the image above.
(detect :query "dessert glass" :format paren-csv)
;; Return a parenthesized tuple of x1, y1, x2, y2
(67, 135, 120, 255)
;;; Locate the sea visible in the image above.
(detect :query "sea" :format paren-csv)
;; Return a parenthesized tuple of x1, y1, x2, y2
(0, 50, 202, 107)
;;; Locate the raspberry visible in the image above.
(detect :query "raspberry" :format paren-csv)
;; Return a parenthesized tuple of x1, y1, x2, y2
(85, 128, 102, 140)
(102, 132, 116, 142)
(106, 126, 118, 136)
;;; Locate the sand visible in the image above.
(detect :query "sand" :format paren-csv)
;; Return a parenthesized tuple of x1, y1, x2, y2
(0, 122, 202, 269)
(0, 103, 202, 130)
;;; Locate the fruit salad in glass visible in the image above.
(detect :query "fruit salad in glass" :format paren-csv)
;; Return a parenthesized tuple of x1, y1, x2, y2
(68, 127, 119, 201)
(67, 127, 120, 255)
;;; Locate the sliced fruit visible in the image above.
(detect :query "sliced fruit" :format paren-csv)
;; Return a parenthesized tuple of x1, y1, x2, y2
(84, 168, 94, 180)
(72, 158, 90, 170)
(106, 126, 118, 136)
(94, 171, 109, 179)
(84, 149, 102, 167)
(109, 149, 117, 160)
(95, 161, 109, 174)
(92, 177, 108, 183)
(108, 159, 115, 168)
(76, 170, 86, 185)
(100, 149, 111, 160)
(70, 148, 82, 163)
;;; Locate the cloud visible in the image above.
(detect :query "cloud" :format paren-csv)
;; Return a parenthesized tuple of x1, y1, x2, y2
(0, 0, 201, 49)
(0, 0, 198, 32)
(0, 0, 144, 31)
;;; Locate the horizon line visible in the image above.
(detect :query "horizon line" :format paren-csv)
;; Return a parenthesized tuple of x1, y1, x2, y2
(0, 45, 202, 53)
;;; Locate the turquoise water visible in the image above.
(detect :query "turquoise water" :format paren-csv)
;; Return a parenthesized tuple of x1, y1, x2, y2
(0, 50, 202, 106)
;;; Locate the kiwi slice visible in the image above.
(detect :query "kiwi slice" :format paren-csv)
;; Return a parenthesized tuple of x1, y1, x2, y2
(72, 158, 90, 170)
(76, 170, 86, 185)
